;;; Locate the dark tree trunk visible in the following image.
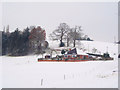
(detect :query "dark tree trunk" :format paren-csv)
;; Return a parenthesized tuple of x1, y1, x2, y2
(60, 31, 63, 45)
(67, 37, 69, 47)
(73, 29, 76, 47)
(73, 39, 75, 47)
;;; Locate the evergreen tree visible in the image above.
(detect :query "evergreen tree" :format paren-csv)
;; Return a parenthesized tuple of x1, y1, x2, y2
(2, 31, 8, 55)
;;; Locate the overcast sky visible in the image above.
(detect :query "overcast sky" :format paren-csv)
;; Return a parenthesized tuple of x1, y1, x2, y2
(2, 2, 118, 42)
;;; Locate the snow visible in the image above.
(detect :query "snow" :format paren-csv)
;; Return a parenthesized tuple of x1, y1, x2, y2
(0, 57, 2, 89)
(1, 41, 118, 88)
(77, 49, 88, 55)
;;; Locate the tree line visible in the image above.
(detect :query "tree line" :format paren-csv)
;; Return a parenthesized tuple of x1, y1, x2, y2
(2, 23, 92, 56)
(2, 26, 48, 56)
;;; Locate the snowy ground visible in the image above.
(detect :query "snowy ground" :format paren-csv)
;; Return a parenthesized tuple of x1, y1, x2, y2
(1, 41, 118, 88)
(0, 57, 2, 89)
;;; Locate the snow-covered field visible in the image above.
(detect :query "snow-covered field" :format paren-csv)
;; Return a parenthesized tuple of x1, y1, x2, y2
(1, 41, 118, 88)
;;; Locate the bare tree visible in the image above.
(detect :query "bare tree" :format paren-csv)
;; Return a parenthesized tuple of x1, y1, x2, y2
(68, 26, 83, 47)
(64, 28, 74, 47)
(50, 23, 84, 47)
(50, 23, 70, 47)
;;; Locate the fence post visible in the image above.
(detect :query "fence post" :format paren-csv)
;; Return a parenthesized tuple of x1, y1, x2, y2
(41, 79, 43, 86)
(64, 74, 65, 80)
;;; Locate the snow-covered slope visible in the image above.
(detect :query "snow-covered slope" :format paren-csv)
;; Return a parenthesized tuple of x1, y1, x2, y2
(2, 41, 118, 88)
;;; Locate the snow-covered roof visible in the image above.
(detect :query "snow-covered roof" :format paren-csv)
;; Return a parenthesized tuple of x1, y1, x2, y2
(77, 49, 88, 55)
(53, 47, 88, 55)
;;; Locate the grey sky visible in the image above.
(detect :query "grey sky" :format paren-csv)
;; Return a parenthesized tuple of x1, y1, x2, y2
(0, 2, 2, 30)
(2, 2, 118, 42)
